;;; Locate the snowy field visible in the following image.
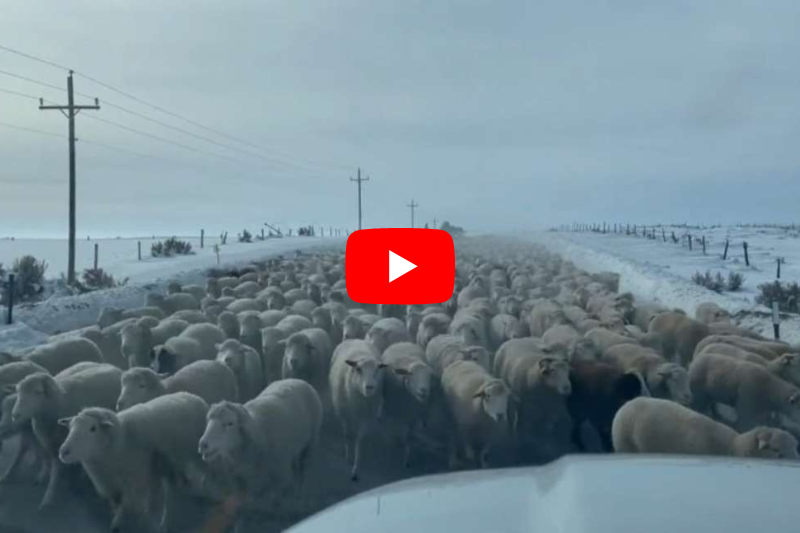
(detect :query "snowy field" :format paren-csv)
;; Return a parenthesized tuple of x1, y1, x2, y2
(0, 236, 344, 350)
(527, 225, 800, 343)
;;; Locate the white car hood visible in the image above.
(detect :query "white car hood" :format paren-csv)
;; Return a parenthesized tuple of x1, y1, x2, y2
(287, 454, 800, 533)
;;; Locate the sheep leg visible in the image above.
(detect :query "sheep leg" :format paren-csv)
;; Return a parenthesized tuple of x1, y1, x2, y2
(0, 433, 25, 483)
(447, 434, 461, 470)
(351, 428, 366, 482)
(479, 447, 490, 469)
(402, 422, 417, 469)
(342, 426, 353, 466)
(39, 458, 62, 510)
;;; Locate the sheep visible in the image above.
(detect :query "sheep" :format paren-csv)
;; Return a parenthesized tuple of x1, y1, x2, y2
(441, 360, 512, 469)
(694, 334, 790, 361)
(631, 303, 667, 332)
(12, 363, 122, 508)
(180, 284, 207, 303)
(381, 342, 435, 467)
(216, 339, 266, 402)
(58, 392, 213, 532)
(695, 302, 731, 325)
(281, 328, 334, 395)
(540, 324, 593, 362)
(116, 360, 239, 411)
(198, 379, 323, 500)
(97, 306, 165, 329)
(406, 311, 423, 341)
(207, 278, 222, 298)
(528, 300, 568, 337)
(231, 280, 260, 299)
(707, 322, 766, 340)
(5, 338, 105, 375)
(291, 299, 317, 319)
(310, 307, 335, 339)
(603, 343, 692, 405)
(456, 277, 489, 309)
(416, 312, 451, 350)
(583, 327, 640, 356)
(612, 397, 799, 459)
(145, 292, 200, 316)
(261, 326, 290, 386)
(239, 313, 263, 356)
(283, 288, 310, 306)
(566, 360, 648, 451)
(257, 287, 287, 310)
(424, 334, 491, 376)
(151, 323, 226, 375)
(80, 326, 128, 370)
(276, 314, 314, 336)
(217, 311, 240, 340)
(259, 309, 289, 328)
(169, 309, 210, 324)
(226, 298, 266, 314)
(342, 315, 366, 340)
(690, 352, 800, 432)
(328, 340, 387, 481)
(366, 317, 412, 354)
(649, 311, 709, 366)
(493, 338, 572, 398)
(448, 311, 489, 349)
(496, 295, 523, 318)
(489, 314, 529, 350)
(122, 319, 190, 369)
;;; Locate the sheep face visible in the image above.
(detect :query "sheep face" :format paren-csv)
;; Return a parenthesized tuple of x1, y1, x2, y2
(217, 344, 247, 375)
(58, 412, 113, 464)
(777, 354, 800, 384)
(199, 403, 244, 462)
(267, 293, 286, 310)
(406, 313, 423, 340)
(418, 321, 444, 349)
(531, 358, 571, 396)
(738, 427, 799, 460)
(166, 281, 182, 295)
(476, 380, 511, 423)
(395, 364, 433, 403)
(311, 308, 332, 332)
(118, 369, 164, 411)
(342, 317, 364, 341)
(572, 339, 598, 363)
(659, 365, 692, 405)
(206, 279, 221, 298)
(453, 323, 480, 347)
(217, 312, 239, 340)
(121, 324, 153, 368)
(345, 358, 387, 398)
(461, 346, 491, 372)
(284, 336, 313, 376)
(151, 346, 177, 375)
(11, 374, 52, 423)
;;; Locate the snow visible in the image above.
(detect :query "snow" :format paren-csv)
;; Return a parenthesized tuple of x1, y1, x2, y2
(526, 226, 800, 344)
(0, 236, 344, 351)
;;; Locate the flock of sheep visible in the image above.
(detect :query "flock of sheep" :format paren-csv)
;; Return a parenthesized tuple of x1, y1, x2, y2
(1, 236, 799, 533)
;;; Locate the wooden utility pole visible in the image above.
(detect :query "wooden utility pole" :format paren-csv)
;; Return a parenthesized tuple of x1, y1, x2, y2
(350, 168, 369, 231)
(407, 199, 419, 228)
(39, 71, 100, 285)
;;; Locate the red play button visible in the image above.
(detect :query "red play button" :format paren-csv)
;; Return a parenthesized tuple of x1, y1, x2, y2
(346, 229, 455, 304)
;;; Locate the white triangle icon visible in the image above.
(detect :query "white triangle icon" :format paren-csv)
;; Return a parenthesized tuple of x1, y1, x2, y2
(389, 250, 417, 283)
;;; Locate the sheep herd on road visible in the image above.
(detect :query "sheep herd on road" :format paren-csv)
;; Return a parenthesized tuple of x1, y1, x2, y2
(1, 236, 799, 532)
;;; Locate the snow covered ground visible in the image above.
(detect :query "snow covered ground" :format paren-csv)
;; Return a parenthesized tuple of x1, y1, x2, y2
(526, 226, 800, 343)
(0, 236, 344, 351)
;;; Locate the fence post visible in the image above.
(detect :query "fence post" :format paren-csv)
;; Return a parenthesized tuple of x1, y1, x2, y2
(662, 228, 666, 242)
(702, 236, 706, 255)
(723, 239, 729, 260)
(5, 274, 14, 325)
(93, 243, 99, 270)
(138, 241, 142, 261)
(743, 241, 749, 266)
(201, 229, 205, 249)
(688, 234, 692, 251)
(261, 228, 265, 240)
(777, 258, 782, 279)
(773, 301, 781, 340)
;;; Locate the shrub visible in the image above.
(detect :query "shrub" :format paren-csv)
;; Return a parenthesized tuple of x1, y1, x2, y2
(756, 281, 800, 313)
(440, 221, 465, 236)
(238, 229, 253, 243)
(1, 255, 48, 304)
(727, 271, 745, 292)
(692, 270, 725, 293)
(152, 237, 193, 257)
(79, 268, 128, 292)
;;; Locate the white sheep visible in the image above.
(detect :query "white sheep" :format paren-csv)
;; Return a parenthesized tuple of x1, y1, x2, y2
(216, 339, 265, 402)
(169, 309, 210, 324)
(342, 315, 366, 341)
(328, 339, 387, 481)
(226, 298, 266, 314)
(366, 317, 412, 354)
(261, 326, 288, 386)
(121, 320, 189, 368)
(145, 292, 200, 316)
(276, 314, 313, 336)
(97, 306, 165, 329)
(217, 310, 240, 340)
(58, 392, 214, 532)
(239, 313, 263, 356)
(415, 313, 451, 350)
(198, 379, 322, 500)
(424, 334, 491, 376)
(181, 284, 207, 302)
(12, 363, 122, 508)
(231, 280, 260, 299)
(603, 343, 692, 405)
(441, 360, 513, 469)
(381, 342, 435, 468)
(116, 360, 239, 411)
(259, 309, 288, 328)
(281, 328, 334, 395)
(695, 302, 731, 325)
(6, 338, 105, 375)
(151, 323, 226, 375)
(612, 396, 799, 459)
(290, 299, 317, 320)
(542, 324, 598, 362)
(689, 352, 800, 432)
(489, 313, 529, 351)
(448, 311, 489, 349)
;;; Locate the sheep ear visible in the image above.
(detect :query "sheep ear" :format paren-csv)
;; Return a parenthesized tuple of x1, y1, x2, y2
(345, 360, 358, 368)
(57, 417, 73, 427)
(393, 367, 411, 376)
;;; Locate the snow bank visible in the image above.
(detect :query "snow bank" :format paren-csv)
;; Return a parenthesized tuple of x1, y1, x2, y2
(0, 237, 343, 351)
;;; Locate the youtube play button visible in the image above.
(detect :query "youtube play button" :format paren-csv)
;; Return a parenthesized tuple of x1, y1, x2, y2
(346, 229, 455, 304)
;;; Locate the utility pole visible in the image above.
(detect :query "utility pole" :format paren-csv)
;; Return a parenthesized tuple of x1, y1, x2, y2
(407, 199, 419, 228)
(39, 71, 100, 285)
(349, 168, 369, 231)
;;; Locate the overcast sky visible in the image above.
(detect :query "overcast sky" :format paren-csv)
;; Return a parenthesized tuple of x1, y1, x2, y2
(2, 0, 800, 238)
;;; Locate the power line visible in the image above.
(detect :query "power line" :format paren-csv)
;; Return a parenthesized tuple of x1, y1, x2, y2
(0, 44, 71, 72)
(0, 68, 67, 93)
(0, 120, 64, 138)
(0, 86, 41, 101)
